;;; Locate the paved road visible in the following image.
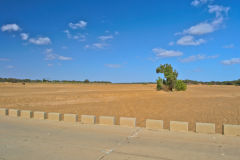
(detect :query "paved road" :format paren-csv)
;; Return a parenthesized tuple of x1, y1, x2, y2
(0, 116, 240, 160)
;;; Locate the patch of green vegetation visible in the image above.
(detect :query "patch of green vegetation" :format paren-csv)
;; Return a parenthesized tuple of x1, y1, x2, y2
(175, 80, 187, 91)
(156, 77, 163, 91)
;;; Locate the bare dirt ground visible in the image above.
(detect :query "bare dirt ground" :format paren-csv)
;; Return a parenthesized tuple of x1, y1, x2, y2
(0, 83, 240, 133)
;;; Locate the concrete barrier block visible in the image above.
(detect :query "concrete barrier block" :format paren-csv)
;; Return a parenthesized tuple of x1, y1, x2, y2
(223, 124, 240, 136)
(120, 117, 136, 128)
(64, 114, 78, 122)
(146, 119, 163, 130)
(0, 108, 8, 116)
(20, 110, 33, 119)
(9, 109, 20, 117)
(48, 112, 61, 121)
(196, 122, 215, 134)
(81, 115, 96, 124)
(34, 111, 47, 120)
(99, 116, 115, 125)
(170, 121, 188, 132)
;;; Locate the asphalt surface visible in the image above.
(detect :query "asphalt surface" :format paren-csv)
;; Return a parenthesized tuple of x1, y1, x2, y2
(0, 116, 240, 160)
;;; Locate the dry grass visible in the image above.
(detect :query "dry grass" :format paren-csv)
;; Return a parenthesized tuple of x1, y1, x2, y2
(0, 82, 240, 133)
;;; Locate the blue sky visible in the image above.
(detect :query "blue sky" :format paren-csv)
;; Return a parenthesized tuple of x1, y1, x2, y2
(0, 0, 239, 82)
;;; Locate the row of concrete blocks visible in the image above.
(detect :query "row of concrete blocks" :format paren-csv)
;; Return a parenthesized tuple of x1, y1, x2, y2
(0, 108, 131, 125)
(1, 108, 240, 136)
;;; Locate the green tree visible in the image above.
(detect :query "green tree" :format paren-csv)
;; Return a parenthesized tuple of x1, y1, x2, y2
(156, 64, 178, 91)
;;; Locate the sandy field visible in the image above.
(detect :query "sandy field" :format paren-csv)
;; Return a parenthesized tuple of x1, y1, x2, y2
(0, 83, 239, 133)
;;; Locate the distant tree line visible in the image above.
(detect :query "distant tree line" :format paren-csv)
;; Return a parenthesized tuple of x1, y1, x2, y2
(182, 79, 240, 86)
(0, 78, 111, 84)
(0, 77, 240, 86)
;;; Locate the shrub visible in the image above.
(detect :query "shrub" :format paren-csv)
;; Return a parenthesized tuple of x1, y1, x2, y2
(175, 80, 187, 91)
(156, 77, 163, 91)
(84, 79, 90, 83)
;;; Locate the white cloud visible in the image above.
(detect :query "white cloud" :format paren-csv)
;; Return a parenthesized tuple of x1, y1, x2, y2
(93, 43, 107, 49)
(0, 58, 9, 61)
(208, 5, 230, 18)
(177, 35, 205, 46)
(104, 64, 121, 68)
(45, 53, 57, 60)
(47, 64, 53, 67)
(73, 34, 86, 41)
(152, 48, 183, 58)
(180, 55, 205, 63)
(114, 31, 119, 35)
(182, 22, 215, 35)
(44, 49, 72, 61)
(222, 58, 240, 65)
(1, 24, 20, 32)
(177, 4, 229, 36)
(85, 42, 108, 49)
(191, 0, 211, 7)
(45, 53, 72, 61)
(98, 35, 113, 41)
(29, 37, 51, 45)
(64, 30, 71, 38)
(211, 16, 223, 26)
(20, 33, 29, 40)
(64, 30, 86, 41)
(69, 20, 87, 29)
(223, 44, 234, 49)
(180, 54, 218, 63)
(58, 56, 72, 61)
(45, 48, 53, 54)
(6, 65, 14, 69)
(178, 16, 225, 36)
